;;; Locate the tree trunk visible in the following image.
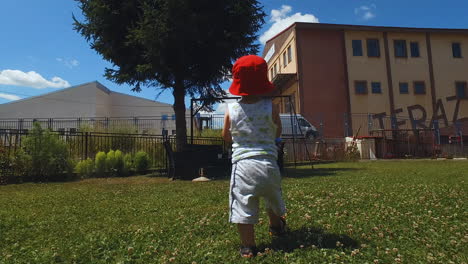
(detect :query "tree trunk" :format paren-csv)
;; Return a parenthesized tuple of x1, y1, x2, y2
(173, 79, 187, 151)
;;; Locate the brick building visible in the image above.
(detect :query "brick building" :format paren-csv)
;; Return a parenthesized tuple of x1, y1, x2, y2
(263, 23, 468, 140)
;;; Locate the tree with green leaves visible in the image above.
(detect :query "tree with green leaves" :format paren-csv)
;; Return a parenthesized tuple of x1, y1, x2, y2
(73, 0, 266, 149)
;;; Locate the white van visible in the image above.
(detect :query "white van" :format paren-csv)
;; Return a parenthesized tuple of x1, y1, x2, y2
(280, 114, 318, 139)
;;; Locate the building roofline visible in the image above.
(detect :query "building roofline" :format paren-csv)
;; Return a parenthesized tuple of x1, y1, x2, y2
(264, 22, 468, 44)
(265, 23, 297, 45)
(0, 81, 106, 106)
(0, 81, 172, 107)
(295, 22, 468, 33)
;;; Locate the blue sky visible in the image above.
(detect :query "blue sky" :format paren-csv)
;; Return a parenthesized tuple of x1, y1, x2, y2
(1, 0, 467, 107)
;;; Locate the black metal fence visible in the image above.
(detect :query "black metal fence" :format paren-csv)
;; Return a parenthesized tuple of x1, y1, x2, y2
(0, 129, 228, 177)
(0, 116, 186, 135)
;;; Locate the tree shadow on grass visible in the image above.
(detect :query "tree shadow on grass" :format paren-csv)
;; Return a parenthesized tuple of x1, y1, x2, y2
(282, 167, 360, 178)
(258, 226, 359, 253)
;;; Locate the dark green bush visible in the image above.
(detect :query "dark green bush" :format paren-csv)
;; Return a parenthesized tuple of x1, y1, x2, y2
(0, 146, 11, 185)
(20, 122, 72, 182)
(134, 151, 150, 174)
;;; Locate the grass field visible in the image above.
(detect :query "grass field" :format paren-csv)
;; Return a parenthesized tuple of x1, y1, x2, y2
(0, 160, 467, 263)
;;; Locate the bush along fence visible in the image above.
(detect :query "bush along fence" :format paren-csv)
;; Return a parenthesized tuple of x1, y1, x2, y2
(0, 124, 225, 185)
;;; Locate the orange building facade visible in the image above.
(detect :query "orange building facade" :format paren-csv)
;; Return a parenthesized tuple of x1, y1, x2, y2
(263, 23, 468, 139)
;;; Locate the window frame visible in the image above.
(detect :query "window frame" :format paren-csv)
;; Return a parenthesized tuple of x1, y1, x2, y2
(287, 45, 293, 63)
(456, 81, 467, 99)
(371, 82, 382, 94)
(410, 42, 420, 58)
(399, 82, 409, 94)
(367, 39, 381, 57)
(352, 40, 363, 56)
(452, 42, 462, 58)
(355, 81, 368, 94)
(414, 81, 426, 95)
(283, 52, 287, 67)
(394, 40, 408, 58)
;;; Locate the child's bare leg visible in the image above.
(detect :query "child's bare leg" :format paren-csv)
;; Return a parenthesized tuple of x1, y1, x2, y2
(237, 224, 255, 247)
(267, 209, 282, 228)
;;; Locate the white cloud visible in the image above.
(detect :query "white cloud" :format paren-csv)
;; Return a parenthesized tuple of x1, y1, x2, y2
(0, 93, 21, 101)
(355, 5, 376, 21)
(0, 69, 71, 89)
(56, 57, 80, 69)
(259, 5, 319, 44)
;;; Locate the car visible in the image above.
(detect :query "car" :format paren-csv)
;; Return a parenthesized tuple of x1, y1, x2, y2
(280, 114, 318, 139)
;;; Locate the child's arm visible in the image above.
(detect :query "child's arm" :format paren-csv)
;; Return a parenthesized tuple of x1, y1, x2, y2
(222, 110, 232, 143)
(272, 103, 282, 138)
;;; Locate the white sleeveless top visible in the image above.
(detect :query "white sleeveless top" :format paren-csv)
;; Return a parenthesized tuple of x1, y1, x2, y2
(228, 99, 278, 163)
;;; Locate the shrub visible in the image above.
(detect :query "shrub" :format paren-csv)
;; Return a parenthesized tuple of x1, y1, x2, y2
(134, 151, 150, 174)
(106, 150, 117, 176)
(74, 158, 94, 178)
(0, 147, 11, 185)
(95, 151, 107, 176)
(123, 153, 133, 176)
(10, 150, 32, 183)
(20, 122, 72, 182)
(114, 150, 125, 176)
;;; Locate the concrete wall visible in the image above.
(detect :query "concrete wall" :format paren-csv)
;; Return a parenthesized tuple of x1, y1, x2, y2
(345, 31, 390, 115)
(109, 92, 173, 118)
(296, 28, 349, 138)
(266, 28, 297, 81)
(431, 33, 468, 125)
(388, 32, 432, 122)
(0, 82, 97, 119)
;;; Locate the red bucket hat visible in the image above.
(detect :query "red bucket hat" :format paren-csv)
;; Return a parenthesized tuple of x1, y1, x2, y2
(229, 55, 275, 96)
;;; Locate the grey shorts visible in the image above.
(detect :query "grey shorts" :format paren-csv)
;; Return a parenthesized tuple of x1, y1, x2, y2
(229, 156, 286, 224)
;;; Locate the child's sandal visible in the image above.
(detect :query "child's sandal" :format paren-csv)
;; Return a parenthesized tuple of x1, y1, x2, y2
(269, 216, 287, 237)
(239, 246, 257, 258)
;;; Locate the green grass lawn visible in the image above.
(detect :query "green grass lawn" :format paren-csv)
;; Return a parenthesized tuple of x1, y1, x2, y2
(0, 161, 467, 264)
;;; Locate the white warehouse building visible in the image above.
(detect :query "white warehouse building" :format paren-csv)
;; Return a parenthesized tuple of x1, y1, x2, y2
(0, 81, 180, 134)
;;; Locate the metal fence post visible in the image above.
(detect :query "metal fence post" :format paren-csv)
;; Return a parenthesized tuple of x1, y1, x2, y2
(319, 113, 324, 138)
(344, 113, 349, 137)
(84, 132, 89, 160)
(367, 113, 373, 135)
(455, 121, 463, 154)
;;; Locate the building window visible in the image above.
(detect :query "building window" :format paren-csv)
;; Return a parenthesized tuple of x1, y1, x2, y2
(371, 82, 382, 94)
(456, 81, 467, 99)
(394, 40, 407, 57)
(287, 45, 293, 63)
(367, 39, 380, 57)
(410, 42, 420, 57)
(355, 81, 368, 94)
(414, 81, 426, 94)
(399, 82, 409, 94)
(270, 68, 274, 80)
(352, 40, 363, 56)
(274, 63, 278, 75)
(452, 42, 462, 58)
(283, 52, 287, 67)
